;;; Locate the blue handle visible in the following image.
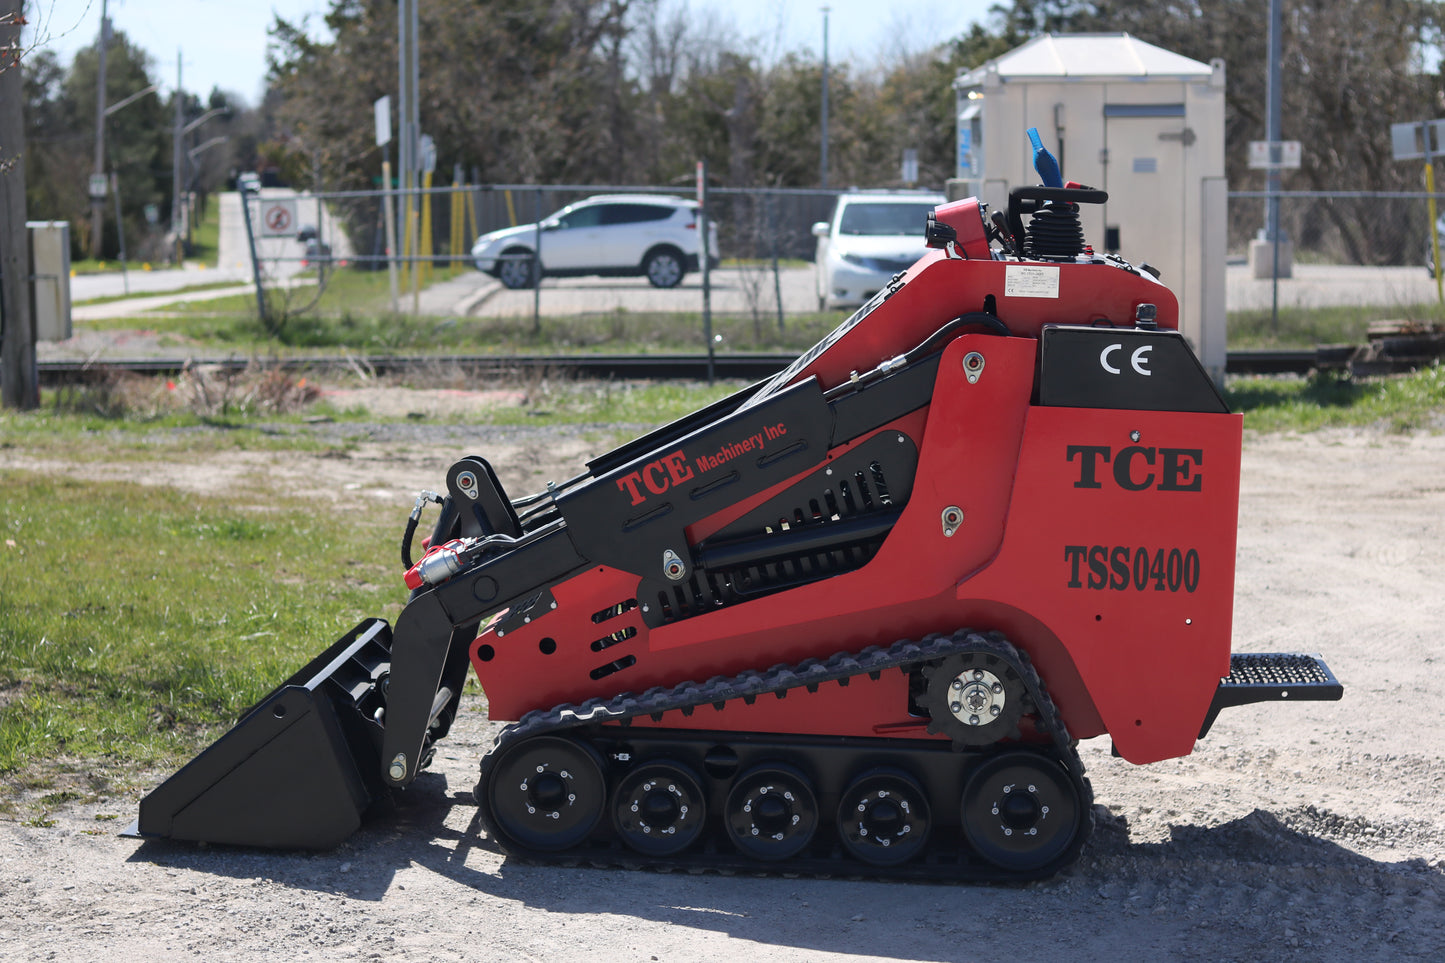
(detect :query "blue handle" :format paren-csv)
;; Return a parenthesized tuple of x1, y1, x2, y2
(1027, 127, 1063, 188)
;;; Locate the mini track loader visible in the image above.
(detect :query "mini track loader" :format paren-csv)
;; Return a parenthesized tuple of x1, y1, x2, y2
(130, 133, 1341, 881)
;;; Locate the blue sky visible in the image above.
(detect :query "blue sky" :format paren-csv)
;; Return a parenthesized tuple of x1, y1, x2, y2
(23, 0, 994, 106)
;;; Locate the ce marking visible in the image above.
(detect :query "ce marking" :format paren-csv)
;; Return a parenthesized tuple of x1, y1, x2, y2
(1100, 343, 1153, 376)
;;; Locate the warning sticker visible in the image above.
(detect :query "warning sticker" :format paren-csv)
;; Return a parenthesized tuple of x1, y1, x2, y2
(1004, 264, 1060, 299)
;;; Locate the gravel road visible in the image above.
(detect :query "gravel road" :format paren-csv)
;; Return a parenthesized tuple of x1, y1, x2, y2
(2, 414, 1444, 962)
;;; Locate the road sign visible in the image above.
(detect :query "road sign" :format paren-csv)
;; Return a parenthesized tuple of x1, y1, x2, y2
(374, 96, 392, 148)
(260, 199, 298, 237)
(88, 174, 108, 199)
(1248, 140, 1301, 169)
(1391, 120, 1445, 161)
(901, 148, 919, 185)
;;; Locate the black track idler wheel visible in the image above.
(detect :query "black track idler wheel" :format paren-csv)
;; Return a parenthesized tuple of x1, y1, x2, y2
(836, 768, 931, 867)
(960, 749, 1083, 873)
(610, 760, 707, 856)
(482, 735, 606, 853)
(724, 763, 819, 861)
(923, 649, 1028, 747)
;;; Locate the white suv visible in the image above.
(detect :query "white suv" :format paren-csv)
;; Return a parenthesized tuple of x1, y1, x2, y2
(812, 191, 947, 309)
(471, 194, 719, 289)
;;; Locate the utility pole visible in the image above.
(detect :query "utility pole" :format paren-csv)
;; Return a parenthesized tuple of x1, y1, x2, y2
(397, 0, 420, 311)
(2, 0, 39, 409)
(89, 0, 109, 258)
(820, 6, 830, 189)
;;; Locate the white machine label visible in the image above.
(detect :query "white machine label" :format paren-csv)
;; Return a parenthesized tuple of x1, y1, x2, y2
(1004, 264, 1060, 299)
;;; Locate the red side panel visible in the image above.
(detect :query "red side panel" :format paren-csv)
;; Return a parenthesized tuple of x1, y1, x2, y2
(957, 406, 1242, 762)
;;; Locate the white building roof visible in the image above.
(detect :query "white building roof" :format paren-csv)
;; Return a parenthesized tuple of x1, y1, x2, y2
(955, 33, 1215, 87)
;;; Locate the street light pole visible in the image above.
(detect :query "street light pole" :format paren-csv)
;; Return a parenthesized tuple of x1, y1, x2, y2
(820, 6, 830, 190)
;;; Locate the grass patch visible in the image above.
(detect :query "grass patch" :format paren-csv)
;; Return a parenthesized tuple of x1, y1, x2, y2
(1226, 362, 1445, 431)
(1228, 301, 1445, 350)
(189, 199, 221, 266)
(0, 471, 399, 794)
(74, 279, 247, 308)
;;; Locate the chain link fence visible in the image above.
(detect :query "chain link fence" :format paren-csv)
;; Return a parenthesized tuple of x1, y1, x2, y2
(244, 185, 1445, 328)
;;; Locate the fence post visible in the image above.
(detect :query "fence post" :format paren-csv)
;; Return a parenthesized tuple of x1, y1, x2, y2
(237, 183, 268, 329)
(698, 160, 714, 385)
(768, 192, 783, 332)
(533, 188, 542, 335)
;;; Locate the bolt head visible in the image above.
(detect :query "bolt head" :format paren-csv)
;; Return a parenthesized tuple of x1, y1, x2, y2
(950, 702, 962, 713)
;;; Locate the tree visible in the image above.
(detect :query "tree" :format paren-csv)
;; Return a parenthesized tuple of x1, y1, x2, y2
(19, 28, 171, 260)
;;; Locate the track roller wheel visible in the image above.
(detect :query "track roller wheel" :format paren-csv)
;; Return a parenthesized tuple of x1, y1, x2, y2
(610, 760, 707, 857)
(923, 649, 1027, 747)
(724, 763, 818, 861)
(960, 749, 1082, 873)
(483, 735, 606, 853)
(835, 768, 931, 867)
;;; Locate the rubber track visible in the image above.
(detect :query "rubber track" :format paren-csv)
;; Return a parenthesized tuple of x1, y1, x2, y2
(473, 629, 1095, 882)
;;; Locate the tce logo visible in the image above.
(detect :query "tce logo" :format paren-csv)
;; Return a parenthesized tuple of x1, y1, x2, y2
(616, 450, 694, 506)
(1066, 445, 1203, 492)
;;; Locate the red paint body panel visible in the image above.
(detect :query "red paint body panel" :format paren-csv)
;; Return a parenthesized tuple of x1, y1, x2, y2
(957, 406, 1242, 762)
(467, 255, 1239, 765)
(791, 254, 1177, 395)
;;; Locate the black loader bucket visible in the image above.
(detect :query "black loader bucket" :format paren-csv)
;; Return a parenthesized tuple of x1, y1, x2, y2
(128, 619, 393, 850)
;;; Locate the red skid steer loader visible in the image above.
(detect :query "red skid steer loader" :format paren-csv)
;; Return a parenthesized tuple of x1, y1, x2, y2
(129, 132, 1341, 881)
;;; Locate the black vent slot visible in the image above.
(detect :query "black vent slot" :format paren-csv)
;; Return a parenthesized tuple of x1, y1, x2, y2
(590, 626, 638, 652)
(590, 655, 637, 680)
(591, 599, 639, 624)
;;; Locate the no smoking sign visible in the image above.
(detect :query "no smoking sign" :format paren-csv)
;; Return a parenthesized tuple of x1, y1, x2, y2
(259, 199, 298, 237)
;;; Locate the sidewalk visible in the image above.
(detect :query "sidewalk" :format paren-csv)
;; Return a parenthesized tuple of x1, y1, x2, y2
(72, 278, 316, 320)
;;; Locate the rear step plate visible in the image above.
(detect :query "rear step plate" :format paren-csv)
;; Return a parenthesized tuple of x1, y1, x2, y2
(1199, 652, 1343, 737)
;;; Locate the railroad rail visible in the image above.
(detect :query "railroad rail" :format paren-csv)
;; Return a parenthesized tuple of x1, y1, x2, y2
(35, 349, 1355, 386)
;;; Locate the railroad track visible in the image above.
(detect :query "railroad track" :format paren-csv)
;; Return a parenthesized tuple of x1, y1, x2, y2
(36, 349, 1342, 386)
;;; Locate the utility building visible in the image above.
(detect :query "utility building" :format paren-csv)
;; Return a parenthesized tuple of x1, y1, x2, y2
(953, 33, 1227, 381)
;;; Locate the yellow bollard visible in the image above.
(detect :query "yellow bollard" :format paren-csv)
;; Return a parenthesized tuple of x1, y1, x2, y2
(420, 170, 434, 285)
(1428, 162, 1442, 305)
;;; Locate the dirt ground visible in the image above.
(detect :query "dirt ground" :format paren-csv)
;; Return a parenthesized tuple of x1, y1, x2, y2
(2, 403, 1444, 962)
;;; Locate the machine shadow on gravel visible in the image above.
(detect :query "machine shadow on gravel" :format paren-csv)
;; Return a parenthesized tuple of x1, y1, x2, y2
(120, 790, 1444, 959)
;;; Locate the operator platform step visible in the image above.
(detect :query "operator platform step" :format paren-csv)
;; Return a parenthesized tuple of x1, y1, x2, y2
(1200, 652, 1343, 737)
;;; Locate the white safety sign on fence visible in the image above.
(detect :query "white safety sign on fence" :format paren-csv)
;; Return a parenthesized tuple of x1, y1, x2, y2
(260, 199, 298, 237)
